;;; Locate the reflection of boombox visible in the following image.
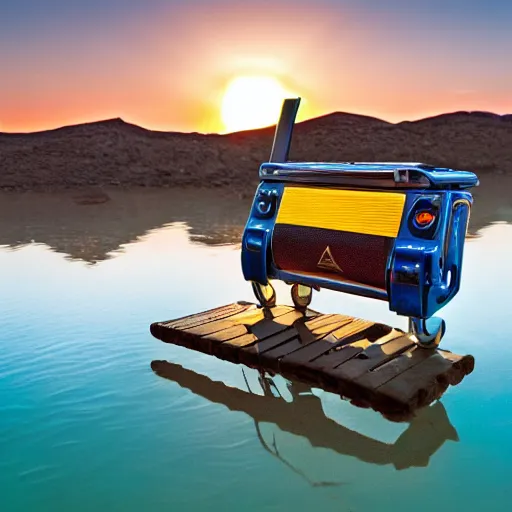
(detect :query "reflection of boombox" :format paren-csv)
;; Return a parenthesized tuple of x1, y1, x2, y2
(241, 98, 479, 347)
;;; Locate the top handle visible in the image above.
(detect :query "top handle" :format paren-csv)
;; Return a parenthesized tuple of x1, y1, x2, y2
(269, 98, 301, 163)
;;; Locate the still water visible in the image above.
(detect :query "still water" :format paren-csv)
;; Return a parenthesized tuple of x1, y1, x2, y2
(1, 180, 511, 512)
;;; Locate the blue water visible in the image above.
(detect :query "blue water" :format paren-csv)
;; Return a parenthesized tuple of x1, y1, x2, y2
(1, 189, 511, 511)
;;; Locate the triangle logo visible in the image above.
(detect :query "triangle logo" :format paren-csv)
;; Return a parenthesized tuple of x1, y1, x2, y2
(317, 246, 343, 273)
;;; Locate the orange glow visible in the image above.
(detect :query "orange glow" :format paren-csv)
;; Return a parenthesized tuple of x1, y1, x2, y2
(415, 211, 436, 226)
(1, 1, 511, 134)
(220, 76, 296, 132)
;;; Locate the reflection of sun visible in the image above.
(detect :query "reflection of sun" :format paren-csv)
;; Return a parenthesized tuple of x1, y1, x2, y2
(221, 76, 292, 133)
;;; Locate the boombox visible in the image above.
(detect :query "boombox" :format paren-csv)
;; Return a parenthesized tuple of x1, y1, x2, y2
(241, 99, 478, 347)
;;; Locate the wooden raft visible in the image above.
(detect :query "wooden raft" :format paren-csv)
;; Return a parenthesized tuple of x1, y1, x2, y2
(150, 302, 475, 418)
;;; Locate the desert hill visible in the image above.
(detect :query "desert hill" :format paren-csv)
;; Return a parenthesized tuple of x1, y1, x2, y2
(0, 110, 511, 192)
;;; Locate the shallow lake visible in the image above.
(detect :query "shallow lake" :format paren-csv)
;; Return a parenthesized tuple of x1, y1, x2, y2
(1, 177, 511, 511)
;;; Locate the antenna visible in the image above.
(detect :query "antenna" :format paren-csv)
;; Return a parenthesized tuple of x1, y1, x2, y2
(269, 97, 301, 163)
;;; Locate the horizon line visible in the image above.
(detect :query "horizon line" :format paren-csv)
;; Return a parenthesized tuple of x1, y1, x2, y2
(1, 108, 511, 137)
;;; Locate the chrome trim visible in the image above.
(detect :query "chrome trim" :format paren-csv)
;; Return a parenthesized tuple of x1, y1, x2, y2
(272, 268, 388, 301)
(259, 162, 479, 190)
(443, 198, 472, 270)
(410, 316, 446, 348)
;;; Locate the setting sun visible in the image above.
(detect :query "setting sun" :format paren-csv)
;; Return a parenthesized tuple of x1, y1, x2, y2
(220, 76, 293, 133)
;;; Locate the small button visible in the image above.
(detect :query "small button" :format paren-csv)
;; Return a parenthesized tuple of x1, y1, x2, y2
(245, 230, 264, 252)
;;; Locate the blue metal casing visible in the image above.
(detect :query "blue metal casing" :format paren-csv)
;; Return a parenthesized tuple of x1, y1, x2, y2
(241, 98, 478, 329)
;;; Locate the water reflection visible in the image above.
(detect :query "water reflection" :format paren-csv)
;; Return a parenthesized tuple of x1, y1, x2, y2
(0, 189, 251, 263)
(0, 174, 510, 263)
(151, 360, 459, 472)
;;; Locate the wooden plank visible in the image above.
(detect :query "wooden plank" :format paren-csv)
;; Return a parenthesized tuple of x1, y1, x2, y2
(238, 327, 301, 367)
(182, 307, 264, 336)
(203, 324, 249, 342)
(373, 350, 475, 413)
(165, 302, 244, 328)
(436, 349, 476, 385)
(301, 313, 349, 330)
(189, 305, 295, 355)
(150, 303, 256, 350)
(259, 336, 304, 372)
(319, 334, 416, 396)
(280, 324, 401, 384)
(217, 309, 307, 363)
(167, 302, 254, 330)
(311, 330, 403, 371)
(237, 314, 346, 366)
(149, 302, 475, 419)
(344, 344, 436, 407)
(357, 345, 433, 388)
(249, 309, 312, 339)
(216, 333, 258, 362)
(279, 319, 378, 377)
(248, 314, 355, 371)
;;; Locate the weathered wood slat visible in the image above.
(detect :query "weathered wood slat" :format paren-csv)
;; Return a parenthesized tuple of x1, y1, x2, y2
(373, 349, 475, 413)
(166, 302, 254, 330)
(238, 327, 300, 367)
(279, 319, 378, 374)
(183, 307, 270, 336)
(150, 302, 475, 419)
(280, 326, 402, 386)
(219, 309, 306, 363)
(249, 315, 355, 371)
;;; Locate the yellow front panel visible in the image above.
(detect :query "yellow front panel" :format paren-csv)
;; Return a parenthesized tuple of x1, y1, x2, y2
(275, 186, 406, 238)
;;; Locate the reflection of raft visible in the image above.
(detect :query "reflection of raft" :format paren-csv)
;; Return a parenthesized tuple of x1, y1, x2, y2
(151, 359, 459, 470)
(149, 302, 474, 419)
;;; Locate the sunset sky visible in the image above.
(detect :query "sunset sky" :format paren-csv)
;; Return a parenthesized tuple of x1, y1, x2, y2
(1, 0, 511, 134)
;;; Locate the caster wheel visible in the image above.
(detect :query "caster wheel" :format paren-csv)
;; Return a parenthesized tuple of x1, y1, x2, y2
(411, 317, 446, 348)
(252, 281, 276, 308)
(291, 283, 313, 310)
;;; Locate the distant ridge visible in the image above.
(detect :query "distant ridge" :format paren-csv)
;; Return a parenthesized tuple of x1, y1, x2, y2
(0, 110, 510, 191)
(2, 110, 511, 137)
(0, 117, 160, 137)
(403, 111, 512, 124)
